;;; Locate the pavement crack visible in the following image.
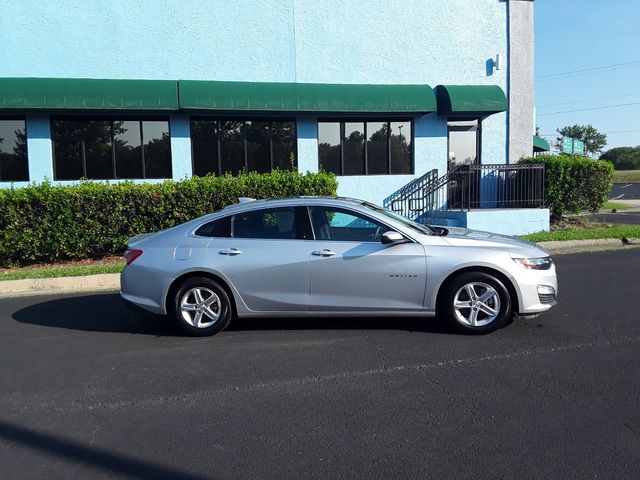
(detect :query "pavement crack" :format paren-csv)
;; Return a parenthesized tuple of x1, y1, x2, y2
(425, 374, 480, 421)
(88, 410, 113, 445)
(360, 333, 390, 370)
(7, 335, 640, 414)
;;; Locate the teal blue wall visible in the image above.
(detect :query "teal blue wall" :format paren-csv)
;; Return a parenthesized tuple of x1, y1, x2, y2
(1, 0, 508, 204)
(425, 209, 550, 236)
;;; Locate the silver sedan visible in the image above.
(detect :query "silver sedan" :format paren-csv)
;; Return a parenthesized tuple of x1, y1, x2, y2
(121, 197, 557, 336)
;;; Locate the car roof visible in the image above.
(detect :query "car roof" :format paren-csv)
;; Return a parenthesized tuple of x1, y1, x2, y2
(219, 196, 367, 214)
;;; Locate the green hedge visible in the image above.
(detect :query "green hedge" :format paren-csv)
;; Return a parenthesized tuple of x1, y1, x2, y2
(520, 155, 613, 218)
(0, 171, 338, 267)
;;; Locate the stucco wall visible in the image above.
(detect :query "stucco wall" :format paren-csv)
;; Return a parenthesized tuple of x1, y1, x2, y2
(2, 0, 509, 201)
(507, 0, 535, 162)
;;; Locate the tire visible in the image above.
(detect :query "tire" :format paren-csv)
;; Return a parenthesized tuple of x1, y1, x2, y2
(172, 277, 233, 336)
(438, 272, 512, 334)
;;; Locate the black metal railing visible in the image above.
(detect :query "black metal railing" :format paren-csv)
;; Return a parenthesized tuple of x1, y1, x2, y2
(384, 163, 545, 219)
(383, 169, 438, 216)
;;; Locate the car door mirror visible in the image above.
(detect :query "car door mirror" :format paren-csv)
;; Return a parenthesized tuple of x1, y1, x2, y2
(381, 231, 408, 245)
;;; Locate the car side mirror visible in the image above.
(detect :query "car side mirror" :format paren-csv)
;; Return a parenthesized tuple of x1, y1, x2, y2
(381, 231, 408, 245)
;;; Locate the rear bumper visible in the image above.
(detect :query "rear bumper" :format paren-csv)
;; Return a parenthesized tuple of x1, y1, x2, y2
(120, 292, 166, 315)
(120, 264, 170, 315)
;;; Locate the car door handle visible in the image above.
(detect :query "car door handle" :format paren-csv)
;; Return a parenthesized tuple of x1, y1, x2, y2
(312, 249, 336, 257)
(219, 248, 243, 256)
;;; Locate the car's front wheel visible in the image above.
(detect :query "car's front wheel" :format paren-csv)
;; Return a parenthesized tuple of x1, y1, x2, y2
(439, 272, 512, 334)
(172, 277, 232, 336)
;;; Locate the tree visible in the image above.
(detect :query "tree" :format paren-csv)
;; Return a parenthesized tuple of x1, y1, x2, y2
(600, 146, 640, 170)
(555, 124, 607, 157)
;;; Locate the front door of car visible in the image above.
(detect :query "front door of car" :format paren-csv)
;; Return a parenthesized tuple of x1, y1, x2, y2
(307, 206, 427, 312)
(206, 206, 311, 312)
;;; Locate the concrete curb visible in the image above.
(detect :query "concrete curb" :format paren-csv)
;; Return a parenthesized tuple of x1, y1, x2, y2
(538, 238, 640, 255)
(0, 273, 120, 298)
(1, 239, 639, 298)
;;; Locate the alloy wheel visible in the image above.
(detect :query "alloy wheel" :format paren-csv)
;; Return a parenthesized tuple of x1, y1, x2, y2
(179, 287, 221, 328)
(452, 282, 501, 327)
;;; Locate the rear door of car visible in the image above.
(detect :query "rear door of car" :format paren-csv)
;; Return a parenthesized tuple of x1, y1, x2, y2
(205, 206, 312, 312)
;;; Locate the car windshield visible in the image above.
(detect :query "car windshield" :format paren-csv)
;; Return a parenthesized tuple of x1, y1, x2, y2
(360, 201, 435, 235)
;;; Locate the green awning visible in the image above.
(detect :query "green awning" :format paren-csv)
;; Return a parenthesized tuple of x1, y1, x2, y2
(533, 135, 551, 152)
(435, 85, 507, 116)
(0, 77, 178, 110)
(178, 80, 437, 113)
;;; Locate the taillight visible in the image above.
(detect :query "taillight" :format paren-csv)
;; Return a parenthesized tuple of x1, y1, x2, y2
(124, 249, 143, 265)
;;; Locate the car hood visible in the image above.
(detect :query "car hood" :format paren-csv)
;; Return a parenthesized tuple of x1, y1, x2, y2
(439, 227, 547, 255)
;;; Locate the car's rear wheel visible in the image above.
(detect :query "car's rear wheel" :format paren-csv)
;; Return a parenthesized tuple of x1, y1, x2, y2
(439, 272, 512, 334)
(172, 277, 232, 336)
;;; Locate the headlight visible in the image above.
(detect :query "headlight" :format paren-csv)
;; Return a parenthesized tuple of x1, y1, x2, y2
(512, 256, 553, 270)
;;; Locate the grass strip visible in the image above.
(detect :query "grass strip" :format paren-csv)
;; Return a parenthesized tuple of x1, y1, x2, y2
(521, 224, 640, 242)
(601, 201, 635, 210)
(1, 262, 123, 282)
(613, 170, 640, 183)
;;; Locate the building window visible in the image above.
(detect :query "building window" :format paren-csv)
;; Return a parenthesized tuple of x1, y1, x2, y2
(318, 120, 412, 176)
(447, 119, 480, 172)
(51, 118, 171, 180)
(0, 119, 29, 182)
(190, 119, 297, 176)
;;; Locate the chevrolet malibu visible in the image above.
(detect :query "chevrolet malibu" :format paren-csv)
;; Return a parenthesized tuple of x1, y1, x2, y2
(121, 197, 557, 336)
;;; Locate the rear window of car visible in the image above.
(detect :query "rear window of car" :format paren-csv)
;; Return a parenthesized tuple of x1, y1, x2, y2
(194, 216, 231, 237)
(232, 207, 297, 239)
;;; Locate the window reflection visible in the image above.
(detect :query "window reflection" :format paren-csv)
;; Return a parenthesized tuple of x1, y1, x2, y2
(448, 119, 479, 170)
(51, 119, 171, 180)
(343, 122, 365, 175)
(114, 120, 142, 179)
(318, 122, 341, 175)
(246, 121, 270, 174)
(0, 119, 29, 182)
(143, 121, 171, 178)
(390, 121, 411, 174)
(318, 120, 413, 176)
(271, 121, 296, 171)
(366, 122, 387, 175)
(219, 121, 245, 175)
(191, 120, 218, 177)
(192, 119, 297, 176)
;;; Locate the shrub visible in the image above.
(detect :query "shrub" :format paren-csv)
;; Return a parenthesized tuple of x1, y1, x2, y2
(600, 146, 640, 170)
(0, 171, 338, 267)
(520, 155, 613, 219)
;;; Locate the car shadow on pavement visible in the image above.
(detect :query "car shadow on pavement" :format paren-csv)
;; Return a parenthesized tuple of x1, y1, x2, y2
(227, 316, 452, 335)
(12, 292, 453, 336)
(12, 293, 175, 336)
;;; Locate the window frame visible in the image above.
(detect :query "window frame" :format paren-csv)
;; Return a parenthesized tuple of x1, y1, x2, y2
(189, 117, 298, 177)
(317, 118, 414, 176)
(50, 115, 172, 181)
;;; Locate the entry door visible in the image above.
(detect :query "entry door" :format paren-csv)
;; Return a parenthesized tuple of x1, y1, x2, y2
(307, 206, 427, 312)
(448, 119, 480, 209)
(206, 207, 310, 312)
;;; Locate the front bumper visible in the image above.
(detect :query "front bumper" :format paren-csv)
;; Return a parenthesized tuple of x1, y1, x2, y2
(514, 264, 558, 315)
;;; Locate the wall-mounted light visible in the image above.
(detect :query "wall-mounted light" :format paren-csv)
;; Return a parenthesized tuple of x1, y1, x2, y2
(494, 53, 502, 71)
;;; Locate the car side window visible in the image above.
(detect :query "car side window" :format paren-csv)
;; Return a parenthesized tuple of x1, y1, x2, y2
(232, 207, 298, 239)
(309, 207, 389, 242)
(194, 216, 231, 237)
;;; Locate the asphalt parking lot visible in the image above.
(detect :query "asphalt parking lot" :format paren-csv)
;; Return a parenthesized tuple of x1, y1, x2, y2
(611, 183, 640, 200)
(1, 249, 639, 479)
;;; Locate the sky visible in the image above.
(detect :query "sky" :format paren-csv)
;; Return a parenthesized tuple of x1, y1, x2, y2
(535, 0, 640, 153)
